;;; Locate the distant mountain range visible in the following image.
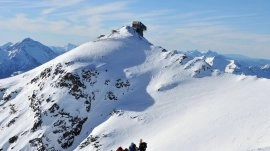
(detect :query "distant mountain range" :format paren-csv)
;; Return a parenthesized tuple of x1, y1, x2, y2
(0, 38, 76, 79)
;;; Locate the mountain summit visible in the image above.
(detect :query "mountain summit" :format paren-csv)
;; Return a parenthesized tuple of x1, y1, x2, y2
(0, 25, 270, 151)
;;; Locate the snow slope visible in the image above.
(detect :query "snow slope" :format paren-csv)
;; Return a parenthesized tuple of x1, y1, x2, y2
(0, 25, 270, 151)
(0, 38, 57, 79)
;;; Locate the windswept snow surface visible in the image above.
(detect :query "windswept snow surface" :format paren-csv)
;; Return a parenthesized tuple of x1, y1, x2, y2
(0, 26, 270, 151)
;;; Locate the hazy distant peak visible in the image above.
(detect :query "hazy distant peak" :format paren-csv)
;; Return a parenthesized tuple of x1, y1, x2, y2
(21, 37, 35, 42)
(0, 37, 57, 79)
(50, 43, 77, 55)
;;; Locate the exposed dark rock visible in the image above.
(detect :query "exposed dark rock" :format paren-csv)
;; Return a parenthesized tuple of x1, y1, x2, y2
(104, 80, 110, 85)
(29, 137, 46, 151)
(110, 109, 123, 116)
(115, 79, 130, 89)
(9, 104, 16, 114)
(28, 89, 43, 133)
(53, 72, 86, 100)
(46, 96, 52, 103)
(84, 100, 91, 112)
(64, 61, 74, 66)
(3, 94, 12, 102)
(30, 77, 40, 84)
(48, 103, 60, 113)
(7, 117, 18, 127)
(162, 48, 167, 52)
(31, 118, 42, 132)
(106, 91, 117, 100)
(79, 135, 100, 149)
(53, 120, 65, 127)
(97, 35, 105, 39)
(54, 63, 65, 75)
(81, 69, 99, 82)
(9, 135, 18, 143)
(38, 82, 45, 91)
(40, 67, 52, 79)
(57, 117, 88, 149)
(0, 89, 18, 107)
(28, 90, 42, 113)
(0, 88, 6, 92)
(179, 55, 188, 64)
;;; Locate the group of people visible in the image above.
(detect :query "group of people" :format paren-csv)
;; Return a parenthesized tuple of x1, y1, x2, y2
(116, 139, 147, 151)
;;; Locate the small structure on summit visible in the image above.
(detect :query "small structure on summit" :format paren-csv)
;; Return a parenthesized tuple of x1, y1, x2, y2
(132, 21, 147, 37)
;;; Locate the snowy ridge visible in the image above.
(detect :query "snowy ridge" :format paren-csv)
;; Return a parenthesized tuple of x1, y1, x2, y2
(0, 26, 270, 151)
(183, 50, 270, 78)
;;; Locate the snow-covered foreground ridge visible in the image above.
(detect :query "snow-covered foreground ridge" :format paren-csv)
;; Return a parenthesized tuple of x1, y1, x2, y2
(0, 26, 270, 151)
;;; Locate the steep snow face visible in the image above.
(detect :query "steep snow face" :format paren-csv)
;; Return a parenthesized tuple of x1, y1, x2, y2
(0, 38, 57, 79)
(0, 26, 270, 151)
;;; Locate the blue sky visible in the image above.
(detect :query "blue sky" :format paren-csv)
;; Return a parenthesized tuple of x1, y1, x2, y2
(0, 0, 270, 59)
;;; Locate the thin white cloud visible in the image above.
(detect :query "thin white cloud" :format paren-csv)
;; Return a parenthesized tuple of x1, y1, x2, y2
(0, 1, 136, 37)
(42, 8, 55, 15)
(84, 1, 130, 15)
(39, 0, 86, 15)
(0, 0, 86, 14)
(60, 1, 132, 21)
(0, 0, 20, 3)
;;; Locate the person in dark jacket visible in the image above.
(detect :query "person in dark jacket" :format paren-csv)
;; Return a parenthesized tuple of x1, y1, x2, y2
(116, 146, 124, 151)
(139, 139, 147, 151)
(129, 142, 138, 151)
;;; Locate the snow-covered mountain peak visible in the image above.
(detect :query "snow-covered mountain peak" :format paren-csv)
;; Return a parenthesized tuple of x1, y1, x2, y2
(0, 25, 156, 150)
(1, 24, 270, 151)
(0, 38, 57, 79)
(98, 26, 149, 42)
(15, 38, 52, 52)
(12, 37, 57, 62)
(21, 37, 35, 43)
(53, 26, 151, 67)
